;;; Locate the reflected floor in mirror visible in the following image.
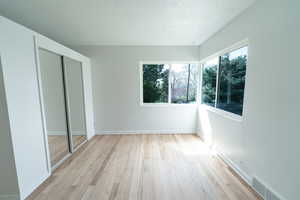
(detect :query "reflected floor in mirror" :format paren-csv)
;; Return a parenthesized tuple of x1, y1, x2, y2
(28, 135, 261, 200)
(48, 135, 70, 166)
(48, 135, 86, 166)
(73, 135, 87, 149)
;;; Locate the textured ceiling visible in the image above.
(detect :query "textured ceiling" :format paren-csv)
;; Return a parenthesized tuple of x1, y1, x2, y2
(0, 0, 255, 46)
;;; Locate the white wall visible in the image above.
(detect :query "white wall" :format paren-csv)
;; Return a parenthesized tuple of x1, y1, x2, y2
(198, 0, 300, 199)
(0, 16, 49, 200)
(0, 57, 19, 199)
(0, 16, 95, 199)
(73, 46, 200, 134)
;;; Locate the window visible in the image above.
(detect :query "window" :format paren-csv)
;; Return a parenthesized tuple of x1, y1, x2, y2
(201, 45, 248, 116)
(201, 58, 218, 107)
(171, 64, 198, 103)
(143, 64, 169, 103)
(142, 63, 199, 104)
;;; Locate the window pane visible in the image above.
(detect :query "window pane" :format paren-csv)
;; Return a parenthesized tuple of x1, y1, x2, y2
(216, 46, 248, 115)
(187, 64, 198, 103)
(170, 64, 198, 104)
(143, 64, 169, 103)
(201, 58, 218, 107)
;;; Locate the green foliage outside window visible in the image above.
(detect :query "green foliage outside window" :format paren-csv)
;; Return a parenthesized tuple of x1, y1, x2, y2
(202, 63, 217, 106)
(201, 46, 247, 115)
(143, 63, 198, 104)
(217, 54, 247, 115)
(143, 64, 169, 103)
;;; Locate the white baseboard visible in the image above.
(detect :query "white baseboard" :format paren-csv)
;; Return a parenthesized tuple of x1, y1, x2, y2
(197, 133, 286, 200)
(196, 131, 252, 185)
(72, 131, 86, 136)
(196, 128, 202, 137)
(96, 129, 196, 135)
(47, 130, 67, 136)
(215, 148, 252, 185)
(0, 194, 19, 200)
(87, 131, 95, 140)
(48, 130, 86, 136)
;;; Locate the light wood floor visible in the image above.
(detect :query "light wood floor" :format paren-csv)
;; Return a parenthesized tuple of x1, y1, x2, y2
(28, 135, 261, 200)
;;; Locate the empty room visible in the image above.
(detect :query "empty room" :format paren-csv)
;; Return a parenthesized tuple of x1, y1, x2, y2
(0, 0, 299, 200)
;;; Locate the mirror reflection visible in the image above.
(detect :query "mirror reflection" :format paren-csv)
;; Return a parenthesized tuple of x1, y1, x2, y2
(39, 49, 70, 167)
(63, 57, 87, 149)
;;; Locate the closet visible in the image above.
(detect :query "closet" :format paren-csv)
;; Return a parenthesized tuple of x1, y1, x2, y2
(39, 49, 87, 169)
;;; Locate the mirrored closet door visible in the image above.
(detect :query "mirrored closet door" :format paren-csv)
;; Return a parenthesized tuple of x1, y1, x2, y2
(39, 49, 70, 167)
(62, 57, 87, 150)
(38, 49, 87, 169)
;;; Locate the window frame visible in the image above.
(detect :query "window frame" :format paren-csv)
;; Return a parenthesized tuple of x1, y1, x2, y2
(199, 39, 249, 121)
(140, 61, 200, 107)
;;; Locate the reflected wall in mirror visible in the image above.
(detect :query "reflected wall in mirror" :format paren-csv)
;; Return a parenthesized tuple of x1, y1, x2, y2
(39, 49, 70, 167)
(63, 57, 87, 149)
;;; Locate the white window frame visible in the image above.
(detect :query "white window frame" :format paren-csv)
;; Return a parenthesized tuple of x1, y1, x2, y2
(140, 61, 200, 107)
(199, 39, 249, 121)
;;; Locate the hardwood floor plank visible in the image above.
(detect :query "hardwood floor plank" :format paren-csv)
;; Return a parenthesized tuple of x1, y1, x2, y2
(90, 135, 121, 186)
(27, 134, 261, 200)
(108, 183, 120, 200)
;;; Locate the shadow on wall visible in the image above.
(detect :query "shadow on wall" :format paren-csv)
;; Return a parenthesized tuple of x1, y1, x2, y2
(198, 106, 213, 147)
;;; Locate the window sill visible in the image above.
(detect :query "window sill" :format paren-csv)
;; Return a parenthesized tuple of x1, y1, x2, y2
(199, 104, 243, 122)
(141, 103, 198, 107)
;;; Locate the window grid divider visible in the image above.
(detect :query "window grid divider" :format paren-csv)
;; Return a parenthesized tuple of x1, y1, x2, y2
(168, 64, 172, 104)
(214, 57, 221, 108)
